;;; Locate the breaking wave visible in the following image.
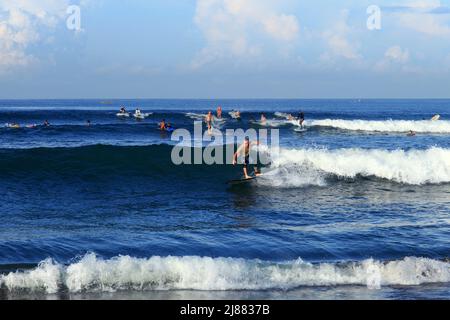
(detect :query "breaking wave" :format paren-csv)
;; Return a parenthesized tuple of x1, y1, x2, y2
(1, 254, 449, 293)
(265, 146, 450, 186)
(310, 119, 450, 133)
(2, 144, 449, 186)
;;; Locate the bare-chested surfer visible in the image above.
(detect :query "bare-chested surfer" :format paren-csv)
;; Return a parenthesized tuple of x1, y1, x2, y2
(260, 113, 267, 125)
(233, 137, 261, 179)
(205, 111, 213, 135)
(217, 106, 222, 119)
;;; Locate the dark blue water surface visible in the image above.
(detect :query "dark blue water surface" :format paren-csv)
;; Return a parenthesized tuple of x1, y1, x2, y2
(0, 99, 449, 300)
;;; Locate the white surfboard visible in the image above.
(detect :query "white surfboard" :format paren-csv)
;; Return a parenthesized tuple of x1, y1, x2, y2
(133, 113, 152, 119)
(431, 114, 440, 121)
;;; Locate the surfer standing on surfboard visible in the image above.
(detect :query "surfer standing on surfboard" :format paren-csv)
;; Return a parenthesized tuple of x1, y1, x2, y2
(217, 106, 222, 119)
(233, 137, 261, 179)
(260, 113, 267, 125)
(205, 111, 213, 135)
(298, 111, 305, 128)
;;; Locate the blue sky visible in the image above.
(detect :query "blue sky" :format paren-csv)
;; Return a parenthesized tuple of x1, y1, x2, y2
(0, 0, 449, 98)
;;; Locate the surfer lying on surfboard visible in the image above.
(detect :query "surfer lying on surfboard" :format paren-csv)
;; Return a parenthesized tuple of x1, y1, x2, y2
(233, 137, 261, 180)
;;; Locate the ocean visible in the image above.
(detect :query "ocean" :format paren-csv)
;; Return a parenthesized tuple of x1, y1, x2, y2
(0, 99, 449, 300)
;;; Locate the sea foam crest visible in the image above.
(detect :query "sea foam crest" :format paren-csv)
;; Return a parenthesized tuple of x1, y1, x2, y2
(310, 119, 450, 133)
(267, 147, 450, 185)
(1, 254, 449, 294)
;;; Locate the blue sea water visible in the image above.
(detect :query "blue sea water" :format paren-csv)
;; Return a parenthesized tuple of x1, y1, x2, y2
(0, 99, 449, 300)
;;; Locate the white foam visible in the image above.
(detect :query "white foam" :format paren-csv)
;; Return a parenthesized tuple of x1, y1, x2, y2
(185, 112, 205, 120)
(0, 258, 62, 293)
(251, 119, 290, 128)
(1, 254, 449, 293)
(310, 119, 450, 133)
(269, 147, 450, 185)
(274, 112, 291, 119)
(259, 164, 327, 188)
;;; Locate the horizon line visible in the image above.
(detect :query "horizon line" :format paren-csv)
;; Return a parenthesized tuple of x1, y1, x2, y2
(1, 97, 450, 101)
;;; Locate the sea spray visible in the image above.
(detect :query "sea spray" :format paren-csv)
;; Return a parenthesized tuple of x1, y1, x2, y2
(1, 254, 449, 293)
(310, 119, 450, 133)
(267, 146, 450, 185)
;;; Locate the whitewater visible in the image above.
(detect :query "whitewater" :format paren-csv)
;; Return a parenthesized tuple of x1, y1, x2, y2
(1, 254, 449, 294)
(309, 119, 450, 133)
(264, 146, 450, 186)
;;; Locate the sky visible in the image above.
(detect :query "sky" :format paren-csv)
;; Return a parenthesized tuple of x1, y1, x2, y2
(0, 0, 450, 99)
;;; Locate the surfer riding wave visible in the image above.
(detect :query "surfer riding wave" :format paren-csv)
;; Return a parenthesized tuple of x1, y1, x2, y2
(233, 137, 261, 179)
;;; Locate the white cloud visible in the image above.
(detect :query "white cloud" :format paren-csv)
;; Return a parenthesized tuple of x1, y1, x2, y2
(385, 46, 410, 63)
(399, 14, 450, 36)
(407, 0, 441, 9)
(321, 10, 361, 62)
(393, 0, 450, 36)
(0, 0, 70, 71)
(375, 46, 411, 72)
(263, 13, 299, 41)
(192, 0, 300, 69)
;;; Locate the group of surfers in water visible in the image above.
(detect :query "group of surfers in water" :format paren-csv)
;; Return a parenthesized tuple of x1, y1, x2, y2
(259, 111, 305, 127)
(121, 105, 259, 179)
(119, 106, 144, 118)
(6, 104, 428, 180)
(203, 107, 305, 134)
(205, 107, 262, 179)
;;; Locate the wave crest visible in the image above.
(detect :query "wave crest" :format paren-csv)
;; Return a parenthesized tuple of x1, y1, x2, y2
(267, 147, 450, 185)
(1, 254, 449, 293)
(311, 119, 450, 133)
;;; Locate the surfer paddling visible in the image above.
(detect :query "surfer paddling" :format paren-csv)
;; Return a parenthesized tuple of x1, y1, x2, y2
(233, 137, 261, 179)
